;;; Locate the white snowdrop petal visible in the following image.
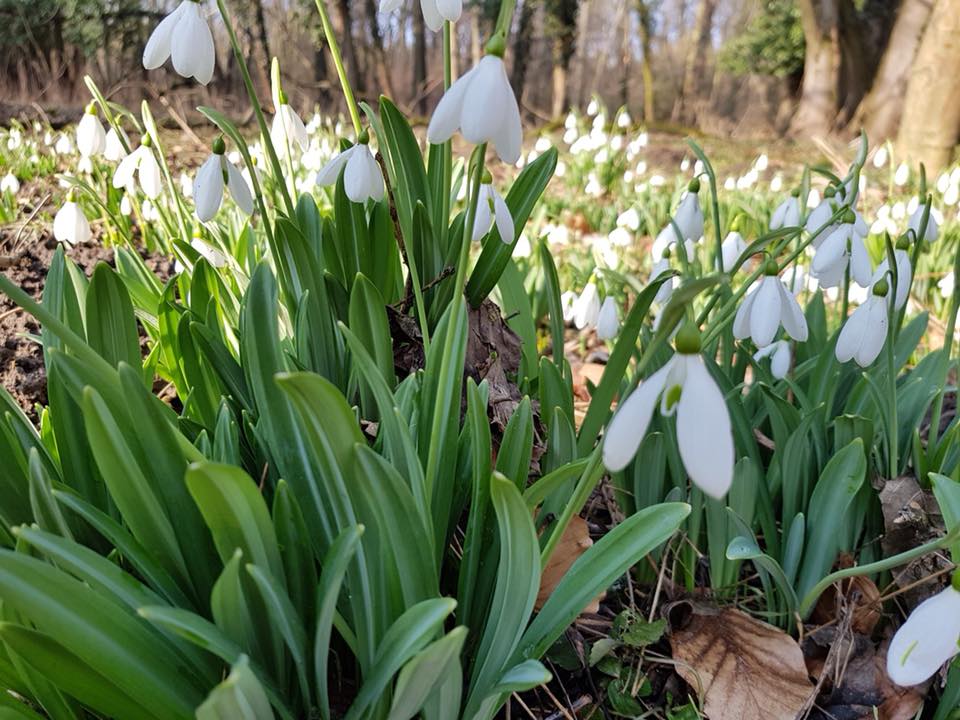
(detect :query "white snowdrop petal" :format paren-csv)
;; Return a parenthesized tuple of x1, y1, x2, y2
(490, 73, 523, 164)
(573, 283, 600, 330)
(316, 147, 353, 186)
(362, 148, 385, 201)
(419, 0, 444, 31)
(436, 0, 462, 22)
(193, 155, 225, 221)
(112, 151, 139, 189)
(170, 3, 215, 84)
(676, 356, 734, 499)
(493, 192, 514, 244)
(750, 278, 782, 347)
(770, 342, 791, 379)
(380, 0, 403, 10)
(343, 148, 370, 203)
(732, 286, 757, 340)
(812, 228, 847, 276)
(472, 187, 494, 242)
(138, 151, 163, 199)
(849, 237, 873, 287)
(77, 114, 106, 157)
(426, 68, 475, 144)
(602, 363, 671, 472)
(836, 303, 870, 364)
(886, 587, 960, 687)
(143, 2, 184, 69)
(856, 299, 888, 367)
(226, 162, 255, 215)
(284, 106, 309, 149)
(461, 58, 507, 147)
(778, 282, 808, 342)
(596, 297, 618, 341)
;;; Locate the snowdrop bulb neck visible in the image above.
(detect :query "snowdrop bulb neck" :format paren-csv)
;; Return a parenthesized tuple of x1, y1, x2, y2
(674, 322, 702, 354)
(484, 34, 506, 58)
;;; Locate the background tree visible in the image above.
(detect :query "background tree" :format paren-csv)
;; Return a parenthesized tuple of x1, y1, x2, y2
(544, 0, 580, 117)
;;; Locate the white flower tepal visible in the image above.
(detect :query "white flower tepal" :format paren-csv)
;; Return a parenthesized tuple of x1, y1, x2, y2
(886, 584, 960, 686)
(753, 340, 791, 379)
(316, 142, 385, 204)
(193, 139, 255, 222)
(733, 267, 809, 348)
(836, 282, 890, 367)
(379, 0, 461, 31)
(603, 332, 735, 499)
(770, 196, 801, 230)
(143, 0, 215, 85)
(112, 140, 163, 199)
(472, 183, 514, 244)
(596, 297, 619, 341)
(573, 282, 600, 330)
(427, 54, 522, 164)
(76, 107, 106, 158)
(53, 198, 91, 245)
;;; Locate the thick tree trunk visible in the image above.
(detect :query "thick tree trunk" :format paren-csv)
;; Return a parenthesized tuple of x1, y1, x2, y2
(573, 0, 590, 107)
(853, 0, 933, 142)
(364, 0, 395, 99)
(672, 0, 716, 126)
(636, 0, 655, 124)
(619, 1, 632, 108)
(511, 0, 537, 103)
(335, 0, 365, 98)
(790, 0, 842, 136)
(253, 0, 272, 100)
(834, 0, 870, 126)
(545, 0, 580, 117)
(413, 7, 428, 114)
(897, 0, 960, 172)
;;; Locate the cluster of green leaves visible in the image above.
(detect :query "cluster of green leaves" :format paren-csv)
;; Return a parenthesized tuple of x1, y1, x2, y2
(718, 0, 805, 78)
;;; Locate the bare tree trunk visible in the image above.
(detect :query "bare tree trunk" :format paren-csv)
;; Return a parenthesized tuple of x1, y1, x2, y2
(636, 0, 656, 124)
(364, 0, 395, 99)
(852, 0, 933, 142)
(511, 0, 537, 104)
(897, 0, 960, 171)
(413, 7, 428, 114)
(619, 1, 631, 109)
(671, 0, 716, 126)
(834, 0, 870, 126)
(335, 0, 365, 99)
(545, 0, 580, 117)
(790, 0, 842, 136)
(253, 0, 272, 100)
(573, 0, 591, 108)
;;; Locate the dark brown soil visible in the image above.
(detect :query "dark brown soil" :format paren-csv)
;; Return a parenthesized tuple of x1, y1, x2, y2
(0, 235, 174, 422)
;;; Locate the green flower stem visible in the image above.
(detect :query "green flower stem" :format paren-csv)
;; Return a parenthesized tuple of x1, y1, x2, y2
(216, 0, 294, 217)
(140, 102, 191, 247)
(313, 0, 363, 137)
(797, 525, 960, 619)
(83, 76, 132, 156)
(540, 446, 604, 571)
(453, 145, 488, 295)
(443, 21, 454, 90)
(885, 294, 899, 478)
(493, 0, 518, 37)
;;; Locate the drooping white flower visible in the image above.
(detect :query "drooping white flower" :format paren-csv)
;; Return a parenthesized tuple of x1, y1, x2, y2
(53, 195, 91, 245)
(427, 54, 522, 164)
(886, 583, 960, 686)
(907, 203, 939, 243)
(112, 139, 162, 199)
(733, 264, 809, 348)
(812, 210, 871, 288)
(193, 138, 255, 222)
(271, 96, 308, 157)
(617, 207, 640, 232)
(143, 0, 215, 85)
(939, 271, 955, 299)
(894, 162, 909, 186)
(54, 134, 74, 156)
(379, 0, 461, 31)
(104, 127, 127, 162)
(603, 327, 735, 498)
(872, 244, 913, 311)
(472, 182, 514, 243)
(316, 140, 385, 204)
(650, 256, 676, 307)
(720, 231, 747, 272)
(672, 183, 704, 242)
(596, 297, 619, 340)
(0, 173, 19, 195)
(76, 105, 106, 158)
(561, 291, 578, 324)
(753, 340, 791, 379)
(770, 195, 801, 230)
(573, 282, 600, 330)
(836, 281, 890, 367)
(872, 146, 888, 168)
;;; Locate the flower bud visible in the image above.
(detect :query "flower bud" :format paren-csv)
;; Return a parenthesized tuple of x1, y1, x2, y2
(873, 279, 889, 297)
(763, 258, 779, 276)
(212, 136, 226, 155)
(687, 177, 701, 194)
(675, 320, 702, 354)
(484, 33, 506, 58)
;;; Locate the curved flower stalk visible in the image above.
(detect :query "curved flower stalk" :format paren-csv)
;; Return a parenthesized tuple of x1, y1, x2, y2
(112, 136, 163, 199)
(143, 0, 216, 85)
(379, 0, 461, 31)
(572, 281, 601, 330)
(770, 193, 801, 230)
(753, 340, 791, 380)
(76, 104, 105, 158)
(836, 279, 890, 367)
(316, 135, 385, 204)
(427, 48, 522, 164)
(53, 193, 92, 245)
(886, 577, 960, 686)
(733, 261, 809, 348)
(193, 137, 255, 222)
(812, 209, 871, 288)
(472, 179, 514, 243)
(596, 297, 619, 340)
(907, 202, 939, 244)
(603, 324, 735, 499)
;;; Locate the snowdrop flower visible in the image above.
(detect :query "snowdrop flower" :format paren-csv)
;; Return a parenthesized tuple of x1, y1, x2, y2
(734, 260, 809, 347)
(603, 324, 734, 498)
(650, 253, 676, 306)
(112, 136, 162, 199)
(143, 0, 215, 85)
(561, 291, 578, 324)
(872, 146, 888, 168)
(812, 210, 871, 288)
(617, 207, 640, 232)
(753, 340, 791, 380)
(53, 193, 91, 245)
(872, 239, 913, 311)
(587, 99, 599, 116)
(179, 172, 193, 198)
(564, 113, 577, 130)
(546, 224, 569, 246)
(513, 234, 531, 258)
(672, 178, 704, 241)
(836, 280, 890, 367)
(472, 178, 514, 243)
(193, 137, 255, 222)
(754, 153, 769, 172)
(316, 134, 385, 204)
(617, 112, 631, 128)
(804, 189, 839, 236)
(380, 0, 461, 32)
(907, 202, 939, 243)
(939, 271, 955, 299)
(104, 127, 127, 162)
(0, 173, 19, 195)
(427, 49, 521, 164)
(770, 175, 783, 193)
(596, 297, 619, 340)
(76, 104, 106, 158)
(720, 231, 746, 273)
(271, 87, 308, 157)
(946, 183, 960, 207)
(573, 281, 601, 330)
(608, 227, 632, 247)
(54, 134, 74, 156)
(886, 579, 960, 686)
(724, 177, 736, 191)
(650, 174, 665, 187)
(894, 162, 909, 186)
(120, 195, 133, 217)
(770, 194, 801, 230)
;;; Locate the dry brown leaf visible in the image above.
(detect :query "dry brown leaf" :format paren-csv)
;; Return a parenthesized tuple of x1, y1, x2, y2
(536, 516, 599, 612)
(667, 602, 814, 720)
